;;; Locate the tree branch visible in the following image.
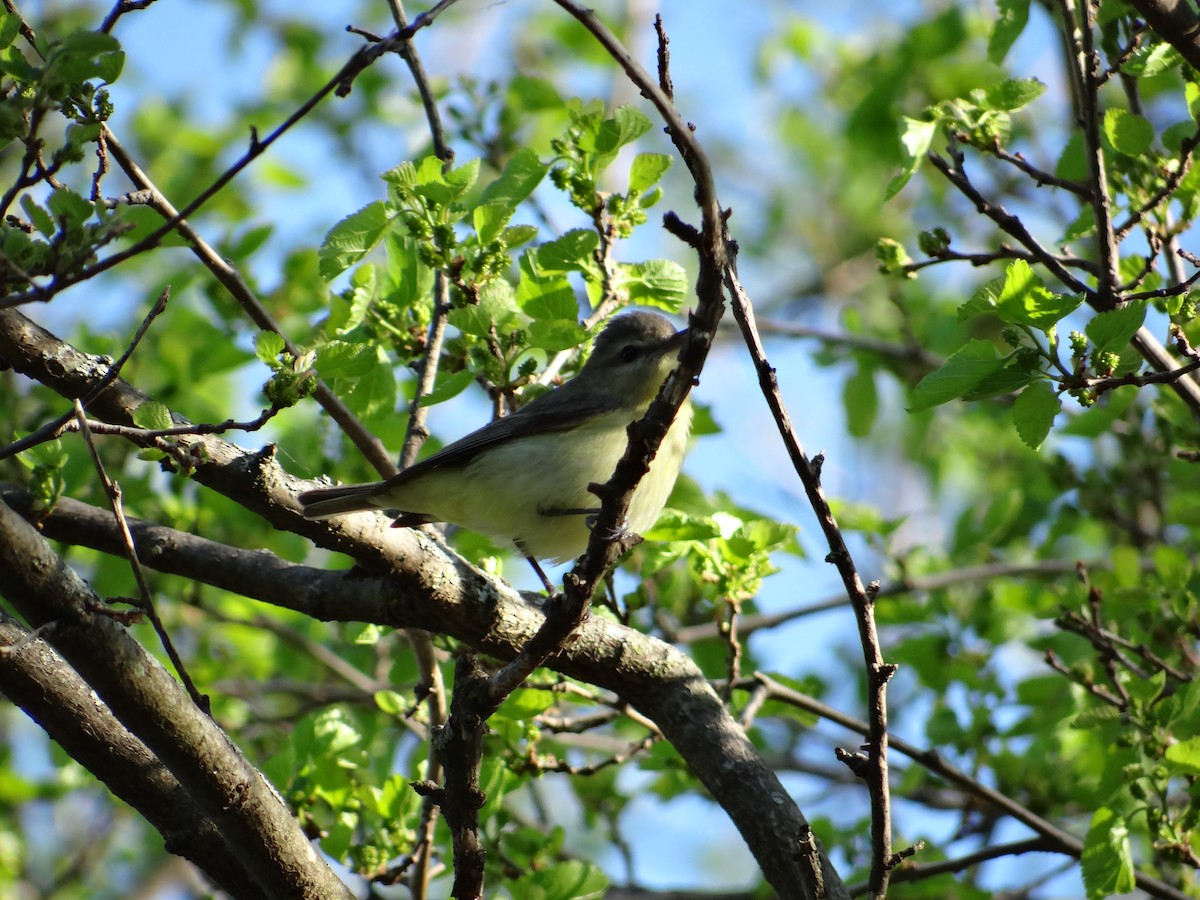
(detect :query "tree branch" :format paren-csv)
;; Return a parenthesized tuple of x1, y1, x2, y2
(0, 614, 263, 897)
(0, 499, 353, 899)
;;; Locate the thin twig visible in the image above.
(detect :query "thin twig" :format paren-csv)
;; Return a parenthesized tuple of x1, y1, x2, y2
(722, 258, 894, 896)
(0, 287, 170, 462)
(750, 672, 1191, 900)
(99, 132, 398, 478)
(71, 400, 209, 712)
(98, 0, 158, 33)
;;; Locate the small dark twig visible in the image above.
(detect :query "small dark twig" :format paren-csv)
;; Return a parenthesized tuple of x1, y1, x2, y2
(99, 0, 158, 33)
(1085, 357, 1200, 397)
(654, 15, 674, 100)
(926, 151, 1092, 297)
(724, 257, 894, 896)
(71, 401, 209, 713)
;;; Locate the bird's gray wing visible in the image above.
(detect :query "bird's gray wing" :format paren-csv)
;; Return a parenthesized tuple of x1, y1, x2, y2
(371, 386, 620, 494)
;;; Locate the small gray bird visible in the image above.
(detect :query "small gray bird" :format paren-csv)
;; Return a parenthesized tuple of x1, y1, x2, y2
(299, 311, 692, 571)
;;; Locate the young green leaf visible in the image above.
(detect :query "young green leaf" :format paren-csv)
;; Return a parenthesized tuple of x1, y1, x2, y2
(629, 152, 672, 193)
(418, 368, 476, 407)
(472, 201, 512, 245)
(1081, 808, 1135, 899)
(319, 202, 395, 281)
(1012, 381, 1060, 450)
(0, 13, 21, 49)
(988, 0, 1030, 64)
(315, 341, 379, 379)
(254, 331, 285, 366)
(1103, 108, 1154, 157)
(537, 229, 600, 273)
(957, 275, 1005, 321)
(596, 105, 653, 155)
(1085, 301, 1146, 354)
(908, 339, 1005, 411)
(615, 259, 688, 311)
(843, 363, 878, 438)
(981, 77, 1045, 111)
(885, 117, 938, 200)
(480, 146, 549, 208)
(996, 259, 1082, 331)
(132, 400, 173, 431)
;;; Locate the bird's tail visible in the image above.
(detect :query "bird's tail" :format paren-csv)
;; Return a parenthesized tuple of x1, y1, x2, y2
(297, 484, 380, 519)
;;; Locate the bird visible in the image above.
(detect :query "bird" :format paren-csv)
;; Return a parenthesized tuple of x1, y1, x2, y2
(298, 310, 693, 585)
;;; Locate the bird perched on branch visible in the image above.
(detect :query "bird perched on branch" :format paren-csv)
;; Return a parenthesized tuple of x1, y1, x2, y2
(299, 310, 693, 585)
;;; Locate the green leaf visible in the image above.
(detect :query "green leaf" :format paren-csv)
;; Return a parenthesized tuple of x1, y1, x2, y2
(20, 196, 54, 237)
(508, 74, 564, 112)
(315, 341, 379, 379)
(996, 259, 1082, 331)
(595, 105, 653, 156)
(885, 117, 937, 200)
(0, 44, 39, 81)
(0, 14, 19, 50)
(254, 331, 285, 366)
(843, 363, 878, 437)
(518, 256, 578, 322)
(1085, 301, 1146, 354)
(382, 232, 432, 310)
(957, 275, 1006, 321)
(615, 259, 688, 311)
(448, 279, 522, 337)
(1012, 382, 1060, 450)
(961, 354, 1041, 401)
(46, 188, 94, 229)
(517, 255, 577, 321)
(981, 77, 1045, 111)
(1103, 108, 1154, 157)
(417, 368, 476, 407)
(988, 0, 1030, 64)
(502, 224, 538, 248)
(1081, 808, 1135, 900)
(528, 318, 587, 351)
(495, 687, 556, 722)
(345, 360, 396, 420)
(537, 229, 599, 272)
(407, 155, 479, 205)
(373, 690, 407, 716)
(481, 146, 548, 208)
(319, 202, 395, 281)
(629, 152, 672, 193)
(1128, 41, 1181, 78)
(472, 201, 512, 245)
(908, 340, 1005, 411)
(347, 622, 383, 644)
(507, 859, 608, 900)
(132, 400, 173, 431)
(45, 31, 124, 87)
(1165, 736, 1200, 774)
(1188, 82, 1200, 121)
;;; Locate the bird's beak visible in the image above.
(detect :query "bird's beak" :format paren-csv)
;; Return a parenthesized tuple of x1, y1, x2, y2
(665, 327, 688, 352)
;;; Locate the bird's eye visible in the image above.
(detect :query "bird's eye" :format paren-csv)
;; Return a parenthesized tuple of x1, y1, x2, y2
(619, 344, 639, 362)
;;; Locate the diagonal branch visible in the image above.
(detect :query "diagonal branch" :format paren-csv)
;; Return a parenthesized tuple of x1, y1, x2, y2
(0, 614, 265, 898)
(0, 499, 353, 899)
(0, 298, 846, 897)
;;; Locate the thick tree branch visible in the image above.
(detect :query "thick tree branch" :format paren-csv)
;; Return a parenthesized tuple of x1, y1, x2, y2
(0, 615, 264, 898)
(0, 299, 843, 894)
(0, 480, 845, 899)
(0, 499, 353, 899)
